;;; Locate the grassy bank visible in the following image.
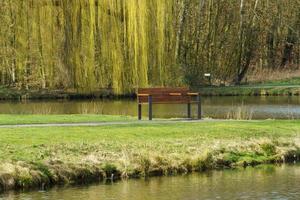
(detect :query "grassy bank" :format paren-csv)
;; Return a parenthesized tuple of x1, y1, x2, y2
(0, 114, 134, 125)
(2, 77, 300, 100)
(0, 87, 117, 100)
(200, 77, 300, 96)
(0, 119, 300, 192)
(200, 85, 300, 96)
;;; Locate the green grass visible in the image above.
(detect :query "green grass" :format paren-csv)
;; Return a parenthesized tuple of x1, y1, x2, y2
(200, 77, 300, 96)
(251, 77, 300, 86)
(0, 120, 299, 162)
(200, 84, 300, 96)
(0, 114, 134, 125)
(0, 119, 300, 191)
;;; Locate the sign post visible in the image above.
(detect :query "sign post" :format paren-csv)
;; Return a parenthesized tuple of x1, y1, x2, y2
(204, 73, 212, 86)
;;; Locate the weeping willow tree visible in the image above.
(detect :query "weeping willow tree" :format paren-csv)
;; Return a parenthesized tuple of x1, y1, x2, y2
(95, 0, 179, 94)
(62, 0, 96, 91)
(0, 0, 61, 89)
(96, 0, 126, 94)
(61, 0, 179, 94)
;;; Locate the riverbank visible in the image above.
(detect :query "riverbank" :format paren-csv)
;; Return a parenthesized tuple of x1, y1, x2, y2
(1, 77, 300, 100)
(2, 85, 299, 100)
(199, 85, 300, 96)
(0, 118, 300, 192)
(0, 87, 117, 100)
(199, 77, 300, 96)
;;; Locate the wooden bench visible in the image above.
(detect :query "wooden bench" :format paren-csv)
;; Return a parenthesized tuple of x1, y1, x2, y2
(137, 88, 201, 120)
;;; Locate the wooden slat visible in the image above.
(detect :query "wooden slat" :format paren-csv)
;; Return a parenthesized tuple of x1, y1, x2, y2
(138, 88, 189, 95)
(139, 101, 191, 104)
(138, 95, 189, 99)
(137, 94, 149, 97)
(138, 96, 191, 103)
(139, 88, 188, 92)
(169, 93, 182, 96)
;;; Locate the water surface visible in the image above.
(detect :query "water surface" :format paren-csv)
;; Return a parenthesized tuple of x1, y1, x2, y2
(1, 96, 300, 119)
(1, 165, 300, 200)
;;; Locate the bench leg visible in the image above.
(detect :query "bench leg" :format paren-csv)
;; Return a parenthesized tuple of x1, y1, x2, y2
(148, 95, 153, 120)
(138, 103, 142, 120)
(187, 103, 191, 119)
(197, 95, 202, 120)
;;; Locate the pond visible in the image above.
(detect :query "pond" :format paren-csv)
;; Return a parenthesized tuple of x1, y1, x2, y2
(1, 164, 299, 200)
(1, 96, 300, 119)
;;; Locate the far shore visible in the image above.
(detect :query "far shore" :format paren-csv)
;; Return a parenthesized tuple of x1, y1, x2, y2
(1, 83, 300, 101)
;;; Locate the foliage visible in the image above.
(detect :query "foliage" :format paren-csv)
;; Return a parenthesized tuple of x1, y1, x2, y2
(0, 0, 299, 94)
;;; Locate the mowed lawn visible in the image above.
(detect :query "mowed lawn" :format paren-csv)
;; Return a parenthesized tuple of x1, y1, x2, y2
(0, 119, 299, 163)
(0, 114, 134, 125)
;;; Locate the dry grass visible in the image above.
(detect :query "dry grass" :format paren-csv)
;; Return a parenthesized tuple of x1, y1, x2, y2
(226, 105, 253, 120)
(246, 68, 300, 84)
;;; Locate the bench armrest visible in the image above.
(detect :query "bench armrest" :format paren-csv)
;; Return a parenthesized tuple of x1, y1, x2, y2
(137, 94, 150, 97)
(187, 93, 199, 96)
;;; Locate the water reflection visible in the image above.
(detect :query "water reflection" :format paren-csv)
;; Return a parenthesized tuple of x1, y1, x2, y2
(0, 96, 300, 119)
(1, 164, 300, 200)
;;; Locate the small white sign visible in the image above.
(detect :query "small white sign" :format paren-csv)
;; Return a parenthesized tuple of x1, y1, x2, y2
(204, 73, 211, 77)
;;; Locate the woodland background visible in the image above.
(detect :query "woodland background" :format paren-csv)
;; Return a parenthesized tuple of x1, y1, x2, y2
(0, 0, 299, 94)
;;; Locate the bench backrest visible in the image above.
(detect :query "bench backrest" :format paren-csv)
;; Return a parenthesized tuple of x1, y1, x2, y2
(137, 88, 193, 104)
